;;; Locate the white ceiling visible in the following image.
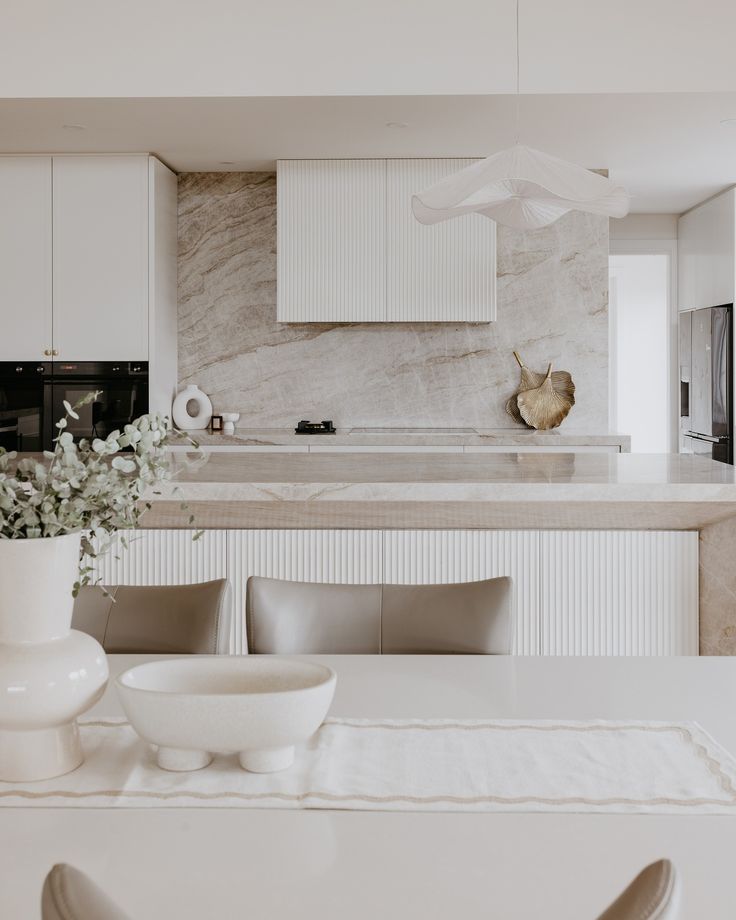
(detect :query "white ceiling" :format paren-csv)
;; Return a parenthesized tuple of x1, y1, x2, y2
(4, 1, 736, 98)
(2, 93, 736, 213)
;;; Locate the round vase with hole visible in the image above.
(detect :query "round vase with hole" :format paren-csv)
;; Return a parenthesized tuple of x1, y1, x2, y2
(172, 384, 213, 431)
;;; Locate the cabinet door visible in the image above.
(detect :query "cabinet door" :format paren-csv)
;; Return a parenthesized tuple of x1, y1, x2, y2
(386, 159, 496, 321)
(53, 156, 148, 360)
(677, 207, 699, 312)
(277, 160, 385, 321)
(0, 157, 52, 359)
(702, 189, 735, 308)
(539, 531, 698, 655)
(678, 190, 735, 312)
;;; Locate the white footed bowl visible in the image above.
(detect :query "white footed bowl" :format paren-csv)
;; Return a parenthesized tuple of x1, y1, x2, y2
(116, 657, 336, 773)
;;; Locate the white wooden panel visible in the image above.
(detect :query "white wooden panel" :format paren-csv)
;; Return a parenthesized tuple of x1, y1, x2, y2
(91, 529, 228, 586)
(53, 156, 149, 360)
(229, 530, 384, 652)
(147, 156, 178, 417)
(678, 190, 735, 312)
(539, 531, 699, 656)
(386, 159, 496, 322)
(277, 160, 385, 322)
(383, 531, 539, 655)
(0, 157, 52, 359)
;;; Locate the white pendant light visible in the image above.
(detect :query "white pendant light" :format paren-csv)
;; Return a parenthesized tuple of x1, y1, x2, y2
(412, 1, 630, 231)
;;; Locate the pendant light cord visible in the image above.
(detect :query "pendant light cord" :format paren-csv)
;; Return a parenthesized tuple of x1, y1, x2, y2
(514, 0, 520, 145)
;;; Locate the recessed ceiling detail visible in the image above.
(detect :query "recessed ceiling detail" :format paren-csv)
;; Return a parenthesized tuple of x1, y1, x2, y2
(1, 93, 736, 213)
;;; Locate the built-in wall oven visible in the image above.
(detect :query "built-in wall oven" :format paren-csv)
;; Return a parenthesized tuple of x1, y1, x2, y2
(0, 362, 148, 453)
(0, 363, 49, 452)
(45, 362, 148, 449)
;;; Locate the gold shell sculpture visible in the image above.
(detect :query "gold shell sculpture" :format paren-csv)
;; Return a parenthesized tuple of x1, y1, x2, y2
(506, 352, 576, 429)
(517, 363, 575, 430)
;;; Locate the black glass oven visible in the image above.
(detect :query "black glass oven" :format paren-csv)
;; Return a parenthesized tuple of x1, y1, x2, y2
(0, 362, 49, 453)
(44, 362, 149, 449)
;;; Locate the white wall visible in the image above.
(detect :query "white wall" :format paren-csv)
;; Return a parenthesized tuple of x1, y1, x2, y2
(3, 1, 736, 98)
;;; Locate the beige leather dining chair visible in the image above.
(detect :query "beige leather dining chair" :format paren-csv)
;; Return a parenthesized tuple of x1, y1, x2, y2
(42, 864, 131, 920)
(40, 859, 679, 920)
(246, 575, 513, 654)
(72, 579, 231, 654)
(595, 859, 679, 920)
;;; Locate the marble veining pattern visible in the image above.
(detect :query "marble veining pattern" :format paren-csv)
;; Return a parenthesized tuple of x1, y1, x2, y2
(178, 173, 609, 429)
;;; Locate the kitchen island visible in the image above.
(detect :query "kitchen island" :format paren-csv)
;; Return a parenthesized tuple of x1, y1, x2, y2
(149, 450, 736, 530)
(86, 450, 736, 656)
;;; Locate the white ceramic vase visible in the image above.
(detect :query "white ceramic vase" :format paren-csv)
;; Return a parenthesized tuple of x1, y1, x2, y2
(0, 533, 109, 782)
(172, 384, 213, 431)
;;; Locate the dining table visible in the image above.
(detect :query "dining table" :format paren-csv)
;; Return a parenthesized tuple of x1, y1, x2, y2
(3, 654, 736, 919)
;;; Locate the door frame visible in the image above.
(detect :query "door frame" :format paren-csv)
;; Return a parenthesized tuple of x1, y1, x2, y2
(609, 239, 679, 453)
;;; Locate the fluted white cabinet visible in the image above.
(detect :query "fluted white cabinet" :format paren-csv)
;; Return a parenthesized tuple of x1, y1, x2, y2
(277, 158, 496, 323)
(386, 159, 496, 322)
(538, 531, 698, 656)
(93, 528, 698, 656)
(277, 160, 385, 322)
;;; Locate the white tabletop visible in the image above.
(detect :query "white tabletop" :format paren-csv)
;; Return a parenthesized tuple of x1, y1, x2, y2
(4, 655, 736, 919)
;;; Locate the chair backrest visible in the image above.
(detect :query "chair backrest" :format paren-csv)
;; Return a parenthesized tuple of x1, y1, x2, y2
(72, 579, 231, 654)
(246, 576, 513, 654)
(595, 859, 679, 920)
(42, 864, 131, 920)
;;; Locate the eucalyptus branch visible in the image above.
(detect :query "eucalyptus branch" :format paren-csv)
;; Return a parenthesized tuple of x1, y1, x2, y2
(0, 392, 202, 595)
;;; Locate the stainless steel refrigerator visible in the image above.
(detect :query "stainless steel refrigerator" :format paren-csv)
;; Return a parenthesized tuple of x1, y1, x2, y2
(679, 304, 732, 464)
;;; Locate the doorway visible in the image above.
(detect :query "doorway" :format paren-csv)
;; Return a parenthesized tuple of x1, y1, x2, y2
(609, 242, 677, 453)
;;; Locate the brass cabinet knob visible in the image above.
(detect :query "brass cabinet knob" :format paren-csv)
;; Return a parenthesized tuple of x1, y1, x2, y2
(52, 349, 59, 356)
(43, 349, 52, 356)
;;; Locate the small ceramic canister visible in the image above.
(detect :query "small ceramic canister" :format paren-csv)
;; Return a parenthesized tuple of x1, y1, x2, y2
(221, 412, 240, 436)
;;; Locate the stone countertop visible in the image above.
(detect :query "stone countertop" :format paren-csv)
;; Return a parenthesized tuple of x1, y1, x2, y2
(144, 452, 736, 531)
(182, 428, 631, 450)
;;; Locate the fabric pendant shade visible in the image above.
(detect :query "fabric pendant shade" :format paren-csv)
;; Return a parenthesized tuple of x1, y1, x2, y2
(412, 144, 630, 231)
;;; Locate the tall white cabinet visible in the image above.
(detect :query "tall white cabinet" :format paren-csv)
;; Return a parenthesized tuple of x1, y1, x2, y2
(277, 158, 496, 323)
(0, 157, 52, 359)
(678, 188, 736, 312)
(0, 154, 177, 414)
(52, 156, 149, 361)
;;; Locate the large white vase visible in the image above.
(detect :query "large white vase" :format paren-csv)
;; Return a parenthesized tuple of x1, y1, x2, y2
(0, 532, 109, 782)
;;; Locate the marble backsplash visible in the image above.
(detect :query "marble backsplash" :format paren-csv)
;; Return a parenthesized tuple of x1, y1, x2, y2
(178, 173, 609, 430)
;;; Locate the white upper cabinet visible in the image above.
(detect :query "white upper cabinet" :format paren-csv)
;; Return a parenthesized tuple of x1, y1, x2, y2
(678, 188, 736, 312)
(53, 156, 149, 360)
(386, 159, 496, 322)
(277, 160, 385, 322)
(0, 158, 52, 360)
(277, 159, 497, 323)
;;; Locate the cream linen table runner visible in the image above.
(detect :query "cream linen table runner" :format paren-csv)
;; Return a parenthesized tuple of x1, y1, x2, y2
(2, 718, 736, 814)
